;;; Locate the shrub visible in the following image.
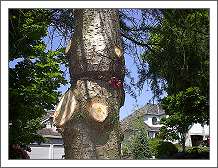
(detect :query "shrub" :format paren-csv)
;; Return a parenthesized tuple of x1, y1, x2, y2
(159, 141, 178, 158)
(148, 138, 178, 159)
(174, 143, 183, 152)
(186, 146, 209, 154)
(121, 118, 152, 159)
(171, 146, 209, 159)
(121, 130, 152, 159)
(121, 138, 133, 159)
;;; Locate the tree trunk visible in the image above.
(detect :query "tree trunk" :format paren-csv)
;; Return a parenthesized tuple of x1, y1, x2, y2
(181, 134, 186, 152)
(54, 9, 125, 159)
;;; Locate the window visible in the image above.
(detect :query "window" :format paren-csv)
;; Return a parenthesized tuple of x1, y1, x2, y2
(152, 117, 158, 125)
(148, 131, 155, 138)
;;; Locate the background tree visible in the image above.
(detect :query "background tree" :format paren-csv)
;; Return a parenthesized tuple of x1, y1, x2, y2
(141, 9, 209, 99)
(121, 118, 151, 159)
(9, 9, 66, 158)
(158, 87, 208, 151)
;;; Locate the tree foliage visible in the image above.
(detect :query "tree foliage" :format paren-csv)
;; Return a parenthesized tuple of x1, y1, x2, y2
(9, 9, 67, 158)
(122, 118, 152, 159)
(130, 130, 151, 159)
(148, 138, 178, 159)
(137, 9, 209, 150)
(142, 9, 209, 98)
(158, 87, 208, 151)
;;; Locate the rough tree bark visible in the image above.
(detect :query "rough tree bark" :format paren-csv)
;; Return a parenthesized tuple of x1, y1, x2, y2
(53, 9, 125, 159)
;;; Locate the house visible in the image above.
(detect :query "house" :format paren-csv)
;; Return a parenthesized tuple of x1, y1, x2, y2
(121, 104, 166, 140)
(121, 104, 209, 147)
(27, 111, 65, 159)
(185, 123, 209, 147)
(142, 104, 166, 138)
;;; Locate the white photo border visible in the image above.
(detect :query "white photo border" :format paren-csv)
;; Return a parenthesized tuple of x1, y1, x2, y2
(1, 1, 217, 167)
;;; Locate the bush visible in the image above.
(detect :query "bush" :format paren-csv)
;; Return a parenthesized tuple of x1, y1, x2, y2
(121, 139, 133, 159)
(159, 141, 178, 158)
(174, 143, 183, 152)
(148, 138, 178, 159)
(171, 146, 209, 159)
(186, 146, 209, 154)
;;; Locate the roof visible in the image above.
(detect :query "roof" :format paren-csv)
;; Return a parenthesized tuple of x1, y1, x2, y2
(121, 108, 144, 133)
(37, 128, 61, 137)
(139, 104, 165, 116)
(38, 110, 62, 137)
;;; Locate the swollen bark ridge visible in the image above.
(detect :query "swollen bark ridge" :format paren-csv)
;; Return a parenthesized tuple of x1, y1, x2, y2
(54, 9, 125, 159)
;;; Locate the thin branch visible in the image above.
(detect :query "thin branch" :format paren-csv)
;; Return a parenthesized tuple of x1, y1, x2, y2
(120, 31, 153, 52)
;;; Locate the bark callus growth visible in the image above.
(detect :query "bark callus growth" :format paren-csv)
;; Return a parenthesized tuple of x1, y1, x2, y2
(54, 9, 125, 159)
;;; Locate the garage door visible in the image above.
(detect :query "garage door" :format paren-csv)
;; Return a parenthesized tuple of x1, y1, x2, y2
(53, 145, 65, 159)
(28, 144, 64, 159)
(28, 146, 50, 159)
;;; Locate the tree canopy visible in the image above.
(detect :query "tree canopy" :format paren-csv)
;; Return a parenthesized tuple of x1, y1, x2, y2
(158, 87, 208, 151)
(142, 9, 209, 98)
(9, 9, 67, 157)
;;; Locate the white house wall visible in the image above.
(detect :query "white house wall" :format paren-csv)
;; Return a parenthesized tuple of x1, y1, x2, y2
(144, 115, 163, 128)
(53, 146, 65, 159)
(188, 123, 209, 136)
(203, 125, 209, 136)
(144, 114, 209, 147)
(185, 133, 192, 147)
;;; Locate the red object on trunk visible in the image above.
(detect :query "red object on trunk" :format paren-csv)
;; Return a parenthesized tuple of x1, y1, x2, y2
(108, 77, 123, 89)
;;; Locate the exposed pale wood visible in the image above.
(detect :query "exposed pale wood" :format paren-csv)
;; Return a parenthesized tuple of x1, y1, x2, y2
(114, 46, 123, 58)
(53, 89, 77, 128)
(64, 39, 72, 54)
(86, 97, 108, 122)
